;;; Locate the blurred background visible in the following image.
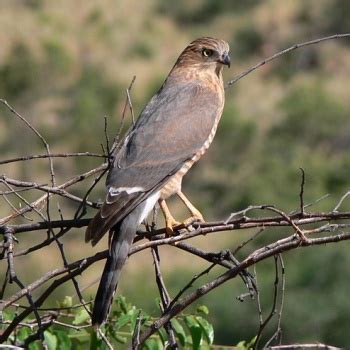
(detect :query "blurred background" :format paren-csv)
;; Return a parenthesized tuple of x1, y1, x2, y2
(1, 0, 350, 347)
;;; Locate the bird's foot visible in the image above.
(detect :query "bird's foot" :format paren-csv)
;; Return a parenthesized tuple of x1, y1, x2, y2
(182, 214, 205, 230)
(165, 215, 204, 236)
(165, 218, 182, 236)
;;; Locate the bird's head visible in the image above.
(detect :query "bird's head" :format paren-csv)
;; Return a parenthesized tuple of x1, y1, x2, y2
(174, 37, 230, 75)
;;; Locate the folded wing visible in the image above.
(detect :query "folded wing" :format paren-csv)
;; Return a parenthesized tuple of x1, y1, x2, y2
(86, 79, 222, 245)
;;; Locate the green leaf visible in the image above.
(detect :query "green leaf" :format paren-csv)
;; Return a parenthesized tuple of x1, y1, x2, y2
(114, 334, 127, 344)
(115, 313, 132, 329)
(29, 341, 41, 350)
(2, 311, 12, 321)
(73, 308, 90, 325)
(157, 328, 168, 344)
(90, 329, 103, 350)
(196, 316, 214, 344)
(117, 295, 128, 313)
(246, 336, 257, 348)
(61, 296, 73, 308)
(155, 337, 164, 350)
(55, 330, 72, 349)
(44, 331, 58, 350)
(155, 297, 162, 311)
(16, 326, 30, 341)
(128, 308, 140, 331)
(170, 319, 186, 346)
(196, 305, 209, 315)
(236, 340, 246, 350)
(236, 336, 257, 350)
(143, 337, 163, 350)
(141, 314, 151, 326)
(184, 316, 202, 350)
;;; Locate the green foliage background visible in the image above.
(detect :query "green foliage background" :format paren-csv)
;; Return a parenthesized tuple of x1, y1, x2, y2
(1, 0, 350, 347)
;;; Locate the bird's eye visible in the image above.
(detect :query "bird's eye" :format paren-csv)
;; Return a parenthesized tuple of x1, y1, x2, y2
(202, 48, 214, 58)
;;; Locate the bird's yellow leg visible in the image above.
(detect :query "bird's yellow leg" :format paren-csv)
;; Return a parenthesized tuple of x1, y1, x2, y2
(177, 191, 204, 226)
(159, 199, 181, 236)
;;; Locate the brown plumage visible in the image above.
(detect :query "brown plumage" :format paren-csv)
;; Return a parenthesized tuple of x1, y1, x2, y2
(86, 37, 230, 326)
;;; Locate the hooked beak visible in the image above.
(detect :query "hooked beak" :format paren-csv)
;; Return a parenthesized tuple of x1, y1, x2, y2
(219, 52, 231, 68)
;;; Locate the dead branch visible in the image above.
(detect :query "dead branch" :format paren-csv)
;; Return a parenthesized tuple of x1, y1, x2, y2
(225, 33, 350, 88)
(0, 152, 105, 166)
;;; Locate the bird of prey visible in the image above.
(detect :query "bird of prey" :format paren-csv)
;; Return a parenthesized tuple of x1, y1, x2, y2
(85, 37, 230, 326)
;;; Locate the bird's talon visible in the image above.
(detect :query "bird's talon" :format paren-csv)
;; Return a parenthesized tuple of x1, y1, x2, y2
(165, 226, 175, 236)
(182, 215, 205, 227)
(165, 220, 181, 236)
(165, 227, 174, 236)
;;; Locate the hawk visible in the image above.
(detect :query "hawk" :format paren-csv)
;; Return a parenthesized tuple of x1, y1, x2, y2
(86, 37, 230, 326)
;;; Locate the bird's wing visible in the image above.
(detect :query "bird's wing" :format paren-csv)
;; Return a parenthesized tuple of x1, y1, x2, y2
(86, 79, 222, 245)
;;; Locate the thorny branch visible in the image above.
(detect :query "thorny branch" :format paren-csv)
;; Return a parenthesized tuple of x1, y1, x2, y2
(1, 33, 350, 348)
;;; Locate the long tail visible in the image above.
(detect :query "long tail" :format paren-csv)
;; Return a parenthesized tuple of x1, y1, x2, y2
(91, 205, 144, 326)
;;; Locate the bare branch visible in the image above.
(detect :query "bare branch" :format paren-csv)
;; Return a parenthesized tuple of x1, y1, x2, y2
(133, 231, 350, 345)
(333, 190, 350, 212)
(299, 168, 305, 215)
(225, 33, 350, 88)
(266, 344, 342, 350)
(0, 99, 56, 186)
(0, 152, 105, 166)
(0, 163, 107, 225)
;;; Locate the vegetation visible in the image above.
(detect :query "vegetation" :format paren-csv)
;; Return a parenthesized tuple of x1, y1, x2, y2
(3, 296, 220, 349)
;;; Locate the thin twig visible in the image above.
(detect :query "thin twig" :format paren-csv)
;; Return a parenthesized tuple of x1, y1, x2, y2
(333, 190, 350, 212)
(299, 168, 305, 215)
(266, 344, 342, 350)
(98, 329, 114, 350)
(0, 152, 105, 165)
(0, 99, 56, 187)
(151, 247, 178, 349)
(167, 263, 216, 311)
(0, 163, 107, 225)
(225, 33, 350, 88)
(1, 175, 99, 208)
(111, 75, 137, 153)
(254, 255, 279, 349)
(126, 84, 136, 126)
(264, 254, 285, 347)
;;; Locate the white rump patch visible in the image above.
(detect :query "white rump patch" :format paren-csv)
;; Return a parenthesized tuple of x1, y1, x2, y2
(138, 191, 160, 224)
(109, 186, 145, 196)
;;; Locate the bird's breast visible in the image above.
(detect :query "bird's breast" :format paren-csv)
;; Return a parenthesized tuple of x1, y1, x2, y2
(160, 68, 225, 200)
(160, 96, 224, 201)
